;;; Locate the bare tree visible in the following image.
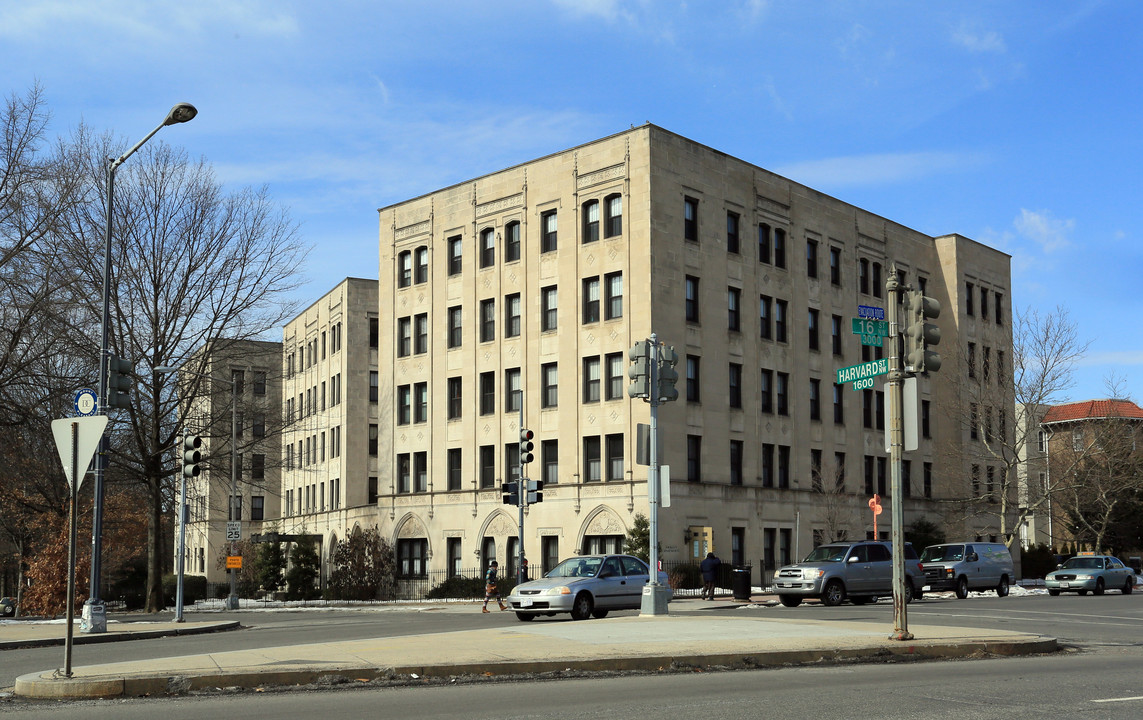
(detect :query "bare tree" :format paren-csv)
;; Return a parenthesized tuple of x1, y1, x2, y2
(53, 128, 308, 611)
(952, 305, 1090, 548)
(814, 460, 859, 544)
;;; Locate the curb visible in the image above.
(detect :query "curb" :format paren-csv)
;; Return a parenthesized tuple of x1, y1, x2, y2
(0, 622, 241, 651)
(13, 635, 1057, 699)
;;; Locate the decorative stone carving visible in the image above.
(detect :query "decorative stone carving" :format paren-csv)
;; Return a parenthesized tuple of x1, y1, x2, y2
(395, 220, 431, 240)
(577, 164, 625, 189)
(586, 509, 623, 535)
(476, 193, 523, 217)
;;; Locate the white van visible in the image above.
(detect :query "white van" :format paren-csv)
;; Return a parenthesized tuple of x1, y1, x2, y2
(919, 542, 1015, 598)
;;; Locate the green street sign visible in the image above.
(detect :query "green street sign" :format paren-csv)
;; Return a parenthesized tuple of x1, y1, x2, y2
(852, 318, 889, 337)
(859, 334, 884, 348)
(836, 357, 890, 386)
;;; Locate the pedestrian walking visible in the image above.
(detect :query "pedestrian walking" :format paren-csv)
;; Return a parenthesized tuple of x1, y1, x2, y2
(700, 552, 721, 600)
(483, 560, 507, 612)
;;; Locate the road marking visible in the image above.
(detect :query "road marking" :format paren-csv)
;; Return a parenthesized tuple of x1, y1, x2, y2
(1092, 696, 1143, 704)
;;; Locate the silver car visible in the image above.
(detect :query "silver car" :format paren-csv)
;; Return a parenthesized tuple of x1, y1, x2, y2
(772, 541, 924, 607)
(506, 554, 670, 621)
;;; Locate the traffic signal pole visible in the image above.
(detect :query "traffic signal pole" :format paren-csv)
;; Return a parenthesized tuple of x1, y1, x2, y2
(886, 268, 912, 641)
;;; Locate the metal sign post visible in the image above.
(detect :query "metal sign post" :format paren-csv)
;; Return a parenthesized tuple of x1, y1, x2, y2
(886, 267, 913, 641)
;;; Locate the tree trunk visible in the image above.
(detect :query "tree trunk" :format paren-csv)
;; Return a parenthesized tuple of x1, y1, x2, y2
(145, 477, 163, 612)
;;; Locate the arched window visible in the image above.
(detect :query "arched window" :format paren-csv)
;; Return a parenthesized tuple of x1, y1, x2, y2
(479, 227, 496, 268)
(604, 193, 622, 237)
(504, 221, 521, 262)
(397, 250, 412, 287)
(582, 200, 599, 243)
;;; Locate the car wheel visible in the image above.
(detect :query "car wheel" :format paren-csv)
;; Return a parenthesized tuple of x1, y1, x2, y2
(1124, 579, 1134, 595)
(955, 576, 969, 599)
(515, 612, 535, 621)
(996, 576, 1010, 597)
(821, 580, 845, 607)
(1048, 589, 1060, 596)
(1094, 579, 1105, 596)
(778, 595, 802, 608)
(903, 582, 914, 605)
(591, 609, 609, 619)
(570, 592, 593, 620)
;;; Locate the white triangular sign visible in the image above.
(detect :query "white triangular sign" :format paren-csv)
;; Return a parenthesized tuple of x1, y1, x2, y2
(51, 416, 109, 493)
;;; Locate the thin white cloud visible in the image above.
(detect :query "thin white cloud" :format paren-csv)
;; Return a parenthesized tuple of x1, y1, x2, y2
(775, 151, 987, 188)
(951, 20, 1007, 54)
(0, 0, 298, 40)
(1078, 350, 1143, 368)
(1014, 208, 1073, 253)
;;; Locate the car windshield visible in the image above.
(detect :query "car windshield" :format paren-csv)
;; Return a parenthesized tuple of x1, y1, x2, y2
(920, 545, 964, 562)
(1061, 557, 1103, 570)
(801, 546, 848, 563)
(546, 557, 603, 578)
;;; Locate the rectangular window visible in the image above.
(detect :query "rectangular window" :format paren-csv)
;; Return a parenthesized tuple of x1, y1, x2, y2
(760, 369, 773, 414)
(504, 221, 520, 262)
(808, 308, 819, 351)
(685, 276, 699, 322)
(505, 293, 521, 338)
(966, 281, 975, 315)
(414, 381, 428, 423)
(398, 251, 411, 288)
(995, 292, 1003, 325)
(480, 445, 495, 488)
(505, 368, 521, 412)
(541, 285, 558, 332)
(604, 194, 622, 237)
(448, 235, 462, 275)
(541, 210, 557, 252)
(687, 435, 702, 482)
(834, 452, 846, 491)
(542, 439, 558, 485)
(606, 433, 624, 482)
(447, 306, 462, 348)
(415, 246, 428, 283)
(775, 300, 788, 343)
(809, 379, 821, 421)
(806, 240, 818, 278)
(684, 197, 698, 241)
(872, 262, 882, 298)
(252, 454, 265, 480)
(726, 211, 740, 254)
(728, 363, 742, 409)
(604, 272, 623, 320)
(980, 286, 989, 320)
(396, 384, 410, 424)
(480, 372, 495, 415)
(605, 352, 624, 401)
(583, 436, 601, 483)
(583, 200, 600, 243)
(778, 445, 791, 489)
(686, 355, 700, 403)
(774, 228, 786, 268)
(541, 362, 558, 408)
(414, 452, 427, 493)
(480, 298, 495, 342)
(761, 443, 774, 487)
(369, 318, 379, 348)
(251, 495, 264, 522)
(728, 287, 741, 331)
(448, 448, 462, 491)
(833, 383, 844, 424)
(397, 539, 427, 578)
(582, 277, 600, 324)
(859, 258, 869, 294)
(370, 370, 379, 403)
(776, 372, 789, 416)
(759, 295, 772, 340)
(832, 314, 843, 356)
(582, 356, 601, 403)
(830, 246, 841, 286)
(369, 424, 378, 456)
(414, 313, 428, 354)
(758, 223, 771, 264)
(730, 440, 743, 485)
(811, 449, 822, 491)
(397, 453, 410, 493)
(480, 228, 495, 268)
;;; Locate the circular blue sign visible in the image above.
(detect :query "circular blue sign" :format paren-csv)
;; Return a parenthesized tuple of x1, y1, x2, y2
(74, 388, 99, 416)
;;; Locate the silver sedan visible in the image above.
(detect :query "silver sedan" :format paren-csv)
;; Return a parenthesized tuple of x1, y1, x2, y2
(506, 554, 670, 621)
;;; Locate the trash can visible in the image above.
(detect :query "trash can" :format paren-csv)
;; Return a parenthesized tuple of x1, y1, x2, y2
(731, 565, 752, 601)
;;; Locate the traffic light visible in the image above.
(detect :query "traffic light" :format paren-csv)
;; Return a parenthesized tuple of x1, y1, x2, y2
(502, 481, 519, 506)
(527, 479, 544, 504)
(106, 355, 133, 409)
(182, 435, 202, 479)
(903, 290, 941, 374)
(657, 344, 679, 403)
(627, 340, 650, 399)
(519, 428, 534, 464)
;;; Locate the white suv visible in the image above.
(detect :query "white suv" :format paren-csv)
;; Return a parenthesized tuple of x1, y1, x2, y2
(771, 541, 925, 607)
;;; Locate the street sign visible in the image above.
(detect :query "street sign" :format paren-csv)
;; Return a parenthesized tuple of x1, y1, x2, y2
(74, 388, 98, 416)
(836, 358, 890, 386)
(851, 318, 889, 337)
(226, 555, 242, 569)
(858, 305, 885, 320)
(51, 416, 109, 493)
(226, 521, 242, 542)
(859, 334, 884, 348)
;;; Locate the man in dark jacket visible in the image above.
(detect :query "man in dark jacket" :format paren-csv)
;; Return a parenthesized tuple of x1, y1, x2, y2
(699, 552, 721, 600)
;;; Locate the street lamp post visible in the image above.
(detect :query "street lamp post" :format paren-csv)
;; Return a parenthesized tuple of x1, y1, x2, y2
(86, 103, 196, 634)
(157, 364, 241, 613)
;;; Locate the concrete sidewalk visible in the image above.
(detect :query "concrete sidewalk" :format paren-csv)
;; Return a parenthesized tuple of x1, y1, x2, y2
(0, 618, 240, 651)
(11, 606, 1057, 699)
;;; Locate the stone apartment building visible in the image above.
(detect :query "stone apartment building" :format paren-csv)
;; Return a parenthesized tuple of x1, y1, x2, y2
(354, 124, 1017, 585)
(175, 339, 282, 584)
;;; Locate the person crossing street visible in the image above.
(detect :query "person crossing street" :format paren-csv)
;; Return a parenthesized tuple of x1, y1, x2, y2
(482, 560, 507, 612)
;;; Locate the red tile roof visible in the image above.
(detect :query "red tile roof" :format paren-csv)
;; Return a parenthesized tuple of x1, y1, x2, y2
(1042, 399, 1143, 424)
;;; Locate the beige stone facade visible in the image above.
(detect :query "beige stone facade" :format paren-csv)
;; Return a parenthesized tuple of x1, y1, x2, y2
(176, 339, 283, 583)
(359, 124, 1016, 585)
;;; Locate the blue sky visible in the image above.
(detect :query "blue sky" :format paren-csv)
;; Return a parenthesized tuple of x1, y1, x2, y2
(4, 0, 1139, 403)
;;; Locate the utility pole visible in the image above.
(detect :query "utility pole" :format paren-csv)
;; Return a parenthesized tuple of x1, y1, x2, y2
(886, 267, 912, 641)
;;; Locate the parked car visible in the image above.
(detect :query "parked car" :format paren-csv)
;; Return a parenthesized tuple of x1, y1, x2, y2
(0, 596, 16, 617)
(771, 541, 924, 607)
(1045, 553, 1135, 596)
(919, 542, 1015, 598)
(505, 554, 669, 621)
